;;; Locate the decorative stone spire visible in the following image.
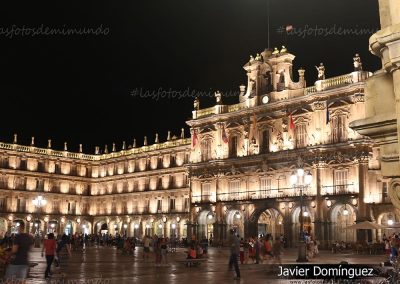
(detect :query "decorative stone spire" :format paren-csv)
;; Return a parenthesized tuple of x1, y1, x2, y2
(31, 137, 35, 146)
(47, 139, 52, 148)
(143, 136, 148, 146)
(104, 145, 109, 154)
(13, 134, 17, 144)
(167, 131, 171, 141)
(64, 142, 68, 151)
(95, 146, 100, 155)
(181, 128, 185, 139)
(112, 143, 116, 152)
(122, 141, 126, 150)
(133, 139, 136, 148)
(79, 144, 83, 153)
(155, 133, 159, 144)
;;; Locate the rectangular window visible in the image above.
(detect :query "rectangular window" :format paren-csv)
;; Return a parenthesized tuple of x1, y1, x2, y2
(201, 140, 212, 161)
(169, 198, 176, 211)
(52, 200, 60, 214)
(157, 199, 162, 212)
(202, 183, 211, 201)
(229, 180, 240, 200)
(0, 198, 6, 211)
(295, 124, 307, 148)
(229, 136, 238, 158)
(184, 197, 190, 211)
(334, 170, 348, 193)
(382, 181, 389, 203)
(331, 115, 347, 143)
(261, 130, 270, 154)
(260, 178, 272, 198)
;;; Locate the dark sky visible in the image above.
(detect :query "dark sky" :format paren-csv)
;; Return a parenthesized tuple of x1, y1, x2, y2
(0, 0, 381, 153)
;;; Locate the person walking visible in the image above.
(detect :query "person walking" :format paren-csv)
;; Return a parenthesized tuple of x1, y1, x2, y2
(143, 235, 151, 261)
(160, 238, 168, 266)
(228, 229, 241, 280)
(272, 239, 283, 266)
(42, 233, 57, 278)
(4, 222, 34, 280)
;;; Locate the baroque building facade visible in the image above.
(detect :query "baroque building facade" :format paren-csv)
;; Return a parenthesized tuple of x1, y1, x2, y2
(0, 48, 396, 248)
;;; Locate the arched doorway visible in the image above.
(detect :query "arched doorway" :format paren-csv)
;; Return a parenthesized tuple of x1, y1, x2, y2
(258, 208, 283, 239)
(64, 220, 74, 235)
(12, 220, 24, 234)
(226, 210, 244, 238)
(377, 212, 400, 240)
(48, 220, 58, 234)
(292, 206, 314, 244)
(197, 210, 215, 241)
(331, 204, 356, 243)
(80, 220, 91, 235)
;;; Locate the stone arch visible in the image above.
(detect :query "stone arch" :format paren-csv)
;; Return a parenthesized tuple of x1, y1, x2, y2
(63, 219, 76, 236)
(330, 203, 357, 243)
(197, 210, 215, 241)
(94, 219, 108, 234)
(226, 209, 244, 238)
(79, 220, 92, 235)
(291, 205, 314, 243)
(257, 208, 284, 239)
(377, 211, 400, 240)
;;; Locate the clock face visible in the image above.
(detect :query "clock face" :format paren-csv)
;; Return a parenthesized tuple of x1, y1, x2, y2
(262, 95, 269, 104)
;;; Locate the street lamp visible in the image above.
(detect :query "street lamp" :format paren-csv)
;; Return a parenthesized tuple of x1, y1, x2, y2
(290, 167, 312, 262)
(32, 195, 47, 247)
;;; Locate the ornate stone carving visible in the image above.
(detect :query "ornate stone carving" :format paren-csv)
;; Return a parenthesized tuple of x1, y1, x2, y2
(389, 179, 400, 210)
(352, 93, 365, 103)
(312, 101, 326, 111)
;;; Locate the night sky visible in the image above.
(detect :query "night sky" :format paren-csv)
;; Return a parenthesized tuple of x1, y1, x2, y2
(1, 0, 381, 153)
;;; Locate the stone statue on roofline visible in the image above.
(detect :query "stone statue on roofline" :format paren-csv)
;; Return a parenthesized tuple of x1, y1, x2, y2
(193, 97, 200, 110)
(315, 62, 325, 80)
(353, 53, 362, 71)
(215, 91, 222, 105)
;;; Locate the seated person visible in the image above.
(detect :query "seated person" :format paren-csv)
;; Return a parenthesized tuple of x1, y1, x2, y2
(187, 245, 197, 259)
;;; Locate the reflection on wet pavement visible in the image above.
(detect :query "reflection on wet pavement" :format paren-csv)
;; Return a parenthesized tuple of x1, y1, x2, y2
(25, 246, 387, 284)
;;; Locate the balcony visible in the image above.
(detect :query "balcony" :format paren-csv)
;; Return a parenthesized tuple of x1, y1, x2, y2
(192, 187, 315, 203)
(321, 183, 357, 195)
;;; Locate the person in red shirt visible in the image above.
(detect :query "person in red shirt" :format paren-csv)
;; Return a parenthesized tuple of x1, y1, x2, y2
(42, 233, 56, 278)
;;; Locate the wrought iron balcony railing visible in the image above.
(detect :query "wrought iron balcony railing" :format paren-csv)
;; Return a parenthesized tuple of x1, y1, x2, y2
(321, 183, 357, 195)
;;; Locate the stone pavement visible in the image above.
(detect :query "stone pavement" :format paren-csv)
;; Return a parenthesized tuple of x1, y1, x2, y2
(23, 246, 388, 284)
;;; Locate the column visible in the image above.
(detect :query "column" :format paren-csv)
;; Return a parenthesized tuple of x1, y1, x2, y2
(314, 164, 325, 247)
(357, 160, 369, 241)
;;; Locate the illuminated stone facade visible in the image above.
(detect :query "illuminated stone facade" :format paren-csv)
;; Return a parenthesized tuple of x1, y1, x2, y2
(0, 138, 191, 239)
(0, 49, 396, 248)
(187, 49, 396, 247)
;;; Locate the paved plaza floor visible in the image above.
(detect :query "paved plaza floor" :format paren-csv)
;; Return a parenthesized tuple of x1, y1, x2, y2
(23, 246, 389, 284)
